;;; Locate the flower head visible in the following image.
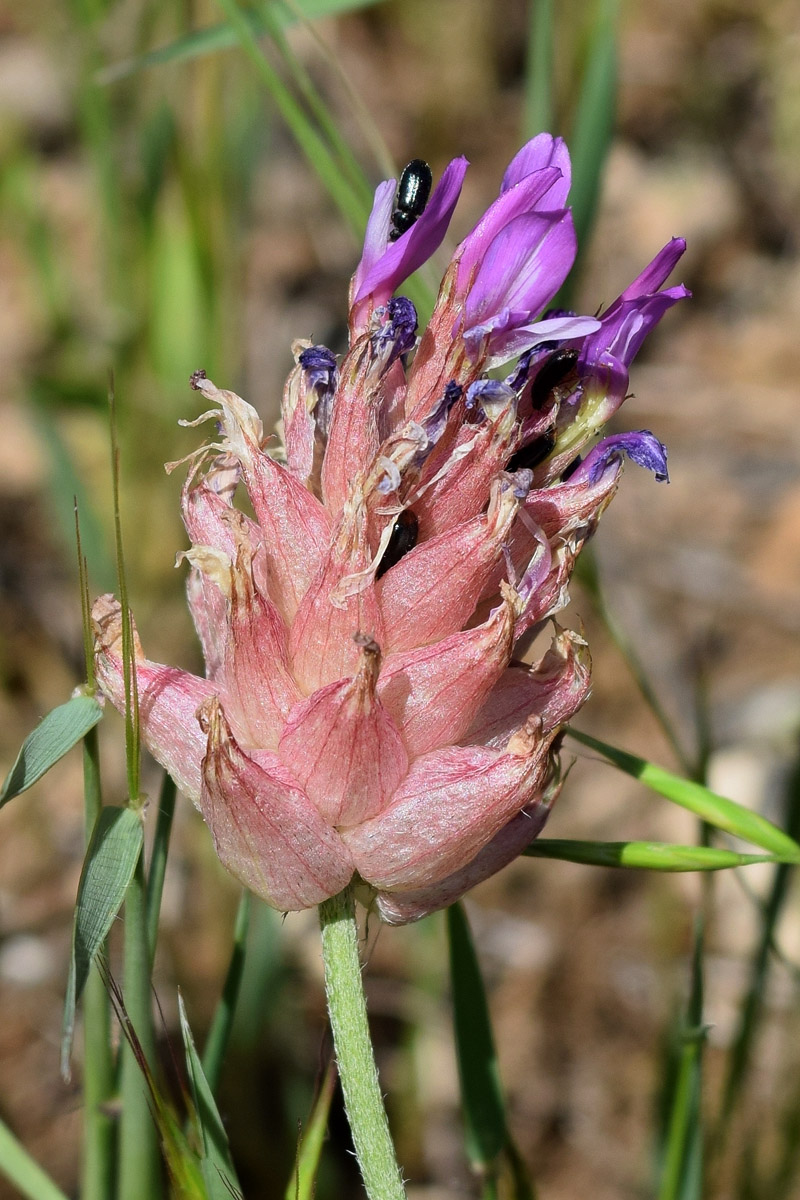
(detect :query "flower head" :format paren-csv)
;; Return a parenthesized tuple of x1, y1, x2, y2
(94, 136, 688, 923)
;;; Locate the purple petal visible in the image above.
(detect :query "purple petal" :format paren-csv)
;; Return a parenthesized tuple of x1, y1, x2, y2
(583, 286, 690, 370)
(620, 237, 687, 301)
(466, 312, 600, 371)
(579, 239, 690, 371)
(352, 179, 396, 300)
(573, 431, 669, 485)
(354, 157, 469, 305)
(463, 210, 577, 351)
(501, 133, 572, 207)
(457, 166, 565, 284)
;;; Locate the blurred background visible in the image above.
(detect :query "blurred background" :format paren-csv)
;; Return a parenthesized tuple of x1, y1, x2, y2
(1, 0, 800, 1197)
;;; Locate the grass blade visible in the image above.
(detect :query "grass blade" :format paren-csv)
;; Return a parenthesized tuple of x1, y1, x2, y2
(714, 742, 800, 1146)
(0, 694, 103, 808)
(564, 0, 618, 285)
(657, 920, 706, 1200)
(567, 728, 800, 860)
(145, 772, 177, 966)
(80, 728, 116, 1200)
(202, 890, 251, 1093)
(447, 903, 507, 1176)
(0, 1119, 69, 1200)
(97, 0, 384, 84)
(212, 0, 368, 239)
(524, 0, 554, 137)
(523, 840, 784, 871)
(118, 852, 164, 1200)
(61, 805, 144, 1076)
(179, 994, 244, 1200)
(284, 1059, 337, 1200)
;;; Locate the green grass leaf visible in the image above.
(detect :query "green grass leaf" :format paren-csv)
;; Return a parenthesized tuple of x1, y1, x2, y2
(567, 728, 800, 861)
(447, 903, 507, 1173)
(524, 839, 784, 871)
(524, 0, 554, 137)
(567, 0, 618, 258)
(0, 695, 104, 809)
(0, 1119, 69, 1200)
(61, 805, 144, 1076)
(284, 1059, 337, 1200)
(179, 995, 244, 1200)
(96, 0, 386, 84)
(657, 921, 706, 1200)
(202, 890, 251, 1092)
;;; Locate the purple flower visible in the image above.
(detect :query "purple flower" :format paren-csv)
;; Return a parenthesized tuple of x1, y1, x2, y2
(351, 157, 469, 328)
(576, 237, 691, 426)
(92, 135, 688, 926)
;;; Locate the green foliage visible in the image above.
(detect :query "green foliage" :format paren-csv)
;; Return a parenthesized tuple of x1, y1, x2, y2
(567, 728, 800, 860)
(0, 1120, 69, 1200)
(657, 922, 707, 1200)
(524, 839, 786, 871)
(61, 805, 144, 1075)
(0, 694, 104, 809)
(179, 995, 244, 1200)
(284, 1061, 338, 1200)
(447, 903, 507, 1172)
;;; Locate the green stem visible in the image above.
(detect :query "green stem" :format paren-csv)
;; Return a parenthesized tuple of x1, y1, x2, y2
(318, 887, 406, 1200)
(81, 728, 115, 1200)
(201, 890, 251, 1093)
(117, 853, 163, 1200)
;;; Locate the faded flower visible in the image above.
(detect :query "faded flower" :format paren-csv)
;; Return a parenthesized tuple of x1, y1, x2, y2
(94, 135, 687, 923)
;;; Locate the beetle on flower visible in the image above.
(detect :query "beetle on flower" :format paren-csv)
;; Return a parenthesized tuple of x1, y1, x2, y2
(94, 134, 688, 924)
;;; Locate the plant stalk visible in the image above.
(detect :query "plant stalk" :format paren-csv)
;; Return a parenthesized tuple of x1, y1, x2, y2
(319, 886, 405, 1200)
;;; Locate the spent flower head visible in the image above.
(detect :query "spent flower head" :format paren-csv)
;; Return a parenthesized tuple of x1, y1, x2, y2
(94, 135, 687, 924)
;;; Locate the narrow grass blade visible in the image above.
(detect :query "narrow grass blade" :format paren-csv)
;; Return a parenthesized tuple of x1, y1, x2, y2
(212, 0, 368, 238)
(0, 1118, 69, 1200)
(80, 728, 116, 1200)
(97, 0, 384, 84)
(202, 890, 251, 1093)
(524, 840, 783, 871)
(575, 546, 694, 776)
(524, 0, 554, 137)
(179, 994, 244, 1200)
(231, 900, 285, 1050)
(565, 0, 618, 273)
(285, 1060, 337, 1200)
(101, 964, 207, 1199)
(657, 921, 706, 1200)
(145, 772, 177, 966)
(715, 743, 800, 1145)
(61, 805, 144, 1076)
(1, 694, 103, 808)
(31, 394, 117, 595)
(118, 852, 164, 1200)
(259, 2, 373, 209)
(567, 728, 800, 861)
(447, 903, 507, 1174)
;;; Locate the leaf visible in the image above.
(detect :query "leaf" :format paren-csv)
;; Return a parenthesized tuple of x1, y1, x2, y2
(61, 806, 144, 1077)
(179, 995, 244, 1200)
(447, 903, 507, 1172)
(284, 1060, 337, 1200)
(96, 0, 385, 85)
(0, 694, 104, 808)
(0, 1118, 69, 1200)
(524, 839, 783, 871)
(657, 921, 706, 1200)
(567, 728, 800, 861)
